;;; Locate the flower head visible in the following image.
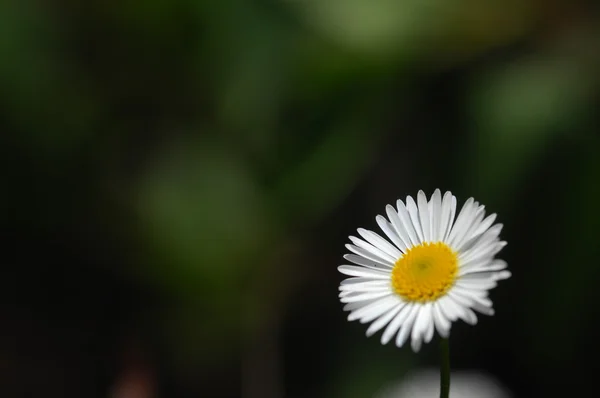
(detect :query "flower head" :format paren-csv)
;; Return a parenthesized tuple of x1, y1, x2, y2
(338, 190, 510, 352)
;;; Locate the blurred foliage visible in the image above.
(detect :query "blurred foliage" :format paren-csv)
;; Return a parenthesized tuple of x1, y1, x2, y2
(2, 0, 600, 397)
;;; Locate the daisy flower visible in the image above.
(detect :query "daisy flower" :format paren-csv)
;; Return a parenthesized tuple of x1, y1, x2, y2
(338, 190, 510, 352)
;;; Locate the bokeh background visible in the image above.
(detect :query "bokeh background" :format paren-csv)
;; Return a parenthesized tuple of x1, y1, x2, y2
(2, 1, 600, 397)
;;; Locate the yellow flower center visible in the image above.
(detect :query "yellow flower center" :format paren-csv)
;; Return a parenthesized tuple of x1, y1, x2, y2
(391, 242, 458, 302)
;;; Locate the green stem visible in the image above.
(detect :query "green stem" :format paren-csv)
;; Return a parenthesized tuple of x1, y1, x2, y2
(439, 337, 450, 398)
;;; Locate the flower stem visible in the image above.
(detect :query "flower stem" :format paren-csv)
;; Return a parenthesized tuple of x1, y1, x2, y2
(439, 337, 450, 398)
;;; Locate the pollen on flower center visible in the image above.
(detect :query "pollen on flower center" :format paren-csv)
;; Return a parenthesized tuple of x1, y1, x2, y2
(391, 242, 458, 302)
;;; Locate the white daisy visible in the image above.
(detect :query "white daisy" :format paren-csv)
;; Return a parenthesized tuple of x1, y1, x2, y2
(338, 189, 510, 352)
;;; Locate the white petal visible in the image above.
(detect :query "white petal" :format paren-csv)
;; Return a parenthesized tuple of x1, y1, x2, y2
(463, 307, 478, 325)
(406, 195, 424, 243)
(452, 286, 493, 309)
(339, 289, 369, 298)
(428, 199, 434, 237)
(459, 257, 505, 274)
(454, 206, 486, 250)
(430, 189, 443, 241)
(396, 305, 420, 348)
(381, 303, 414, 345)
(447, 290, 471, 308)
(494, 270, 511, 280)
(462, 270, 509, 282)
(343, 299, 378, 311)
(393, 201, 419, 247)
(462, 259, 508, 274)
(345, 244, 394, 267)
(347, 297, 391, 321)
(343, 254, 390, 270)
(384, 206, 411, 250)
(452, 284, 491, 299)
(366, 301, 406, 337)
(449, 203, 483, 249)
(417, 190, 431, 242)
(472, 302, 495, 316)
(360, 299, 401, 324)
(340, 291, 392, 303)
(460, 270, 510, 280)
(460, 223, 503, 257)
(432, 302, 451, 338)
(459, 241, 506, 265)
(424, 313, 435, 343)
(472, 213, 497, 239)
(439, 192, 454, 242)
(348, 295, 399, 322)
(447, 295, 478, 325)
(339, 282, 390, 293)
(376, 215, 408, 253)
(455, 278, 498, 291)
(337, 265, 390, 279)
(357, 228, 402, 259)
(443, 195, 457, 241)
(339, 290, 359, 298)
(339, 288, 389, 296)
(438, 295, 459, 321)
(459, 258, 493, 273)
(411, 303, 432, 347)
(446, 198, 475, 246)
(340, 276, 384, 285)
(339, 279, 390, 288)
(349, 237, 397, 264)
(411, 335, 423, 352)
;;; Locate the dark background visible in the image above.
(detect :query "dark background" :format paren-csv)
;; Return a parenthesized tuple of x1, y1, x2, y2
(2, 1, 600, 397)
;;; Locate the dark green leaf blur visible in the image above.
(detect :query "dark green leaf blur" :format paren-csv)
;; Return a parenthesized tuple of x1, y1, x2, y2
(2, 1, 599, 397)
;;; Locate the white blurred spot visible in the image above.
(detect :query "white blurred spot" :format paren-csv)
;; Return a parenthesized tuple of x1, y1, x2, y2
(375, 368, 512, 398)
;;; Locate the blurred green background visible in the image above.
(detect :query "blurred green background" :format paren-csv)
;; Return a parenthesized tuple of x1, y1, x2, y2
(2, 0, 600, 397)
